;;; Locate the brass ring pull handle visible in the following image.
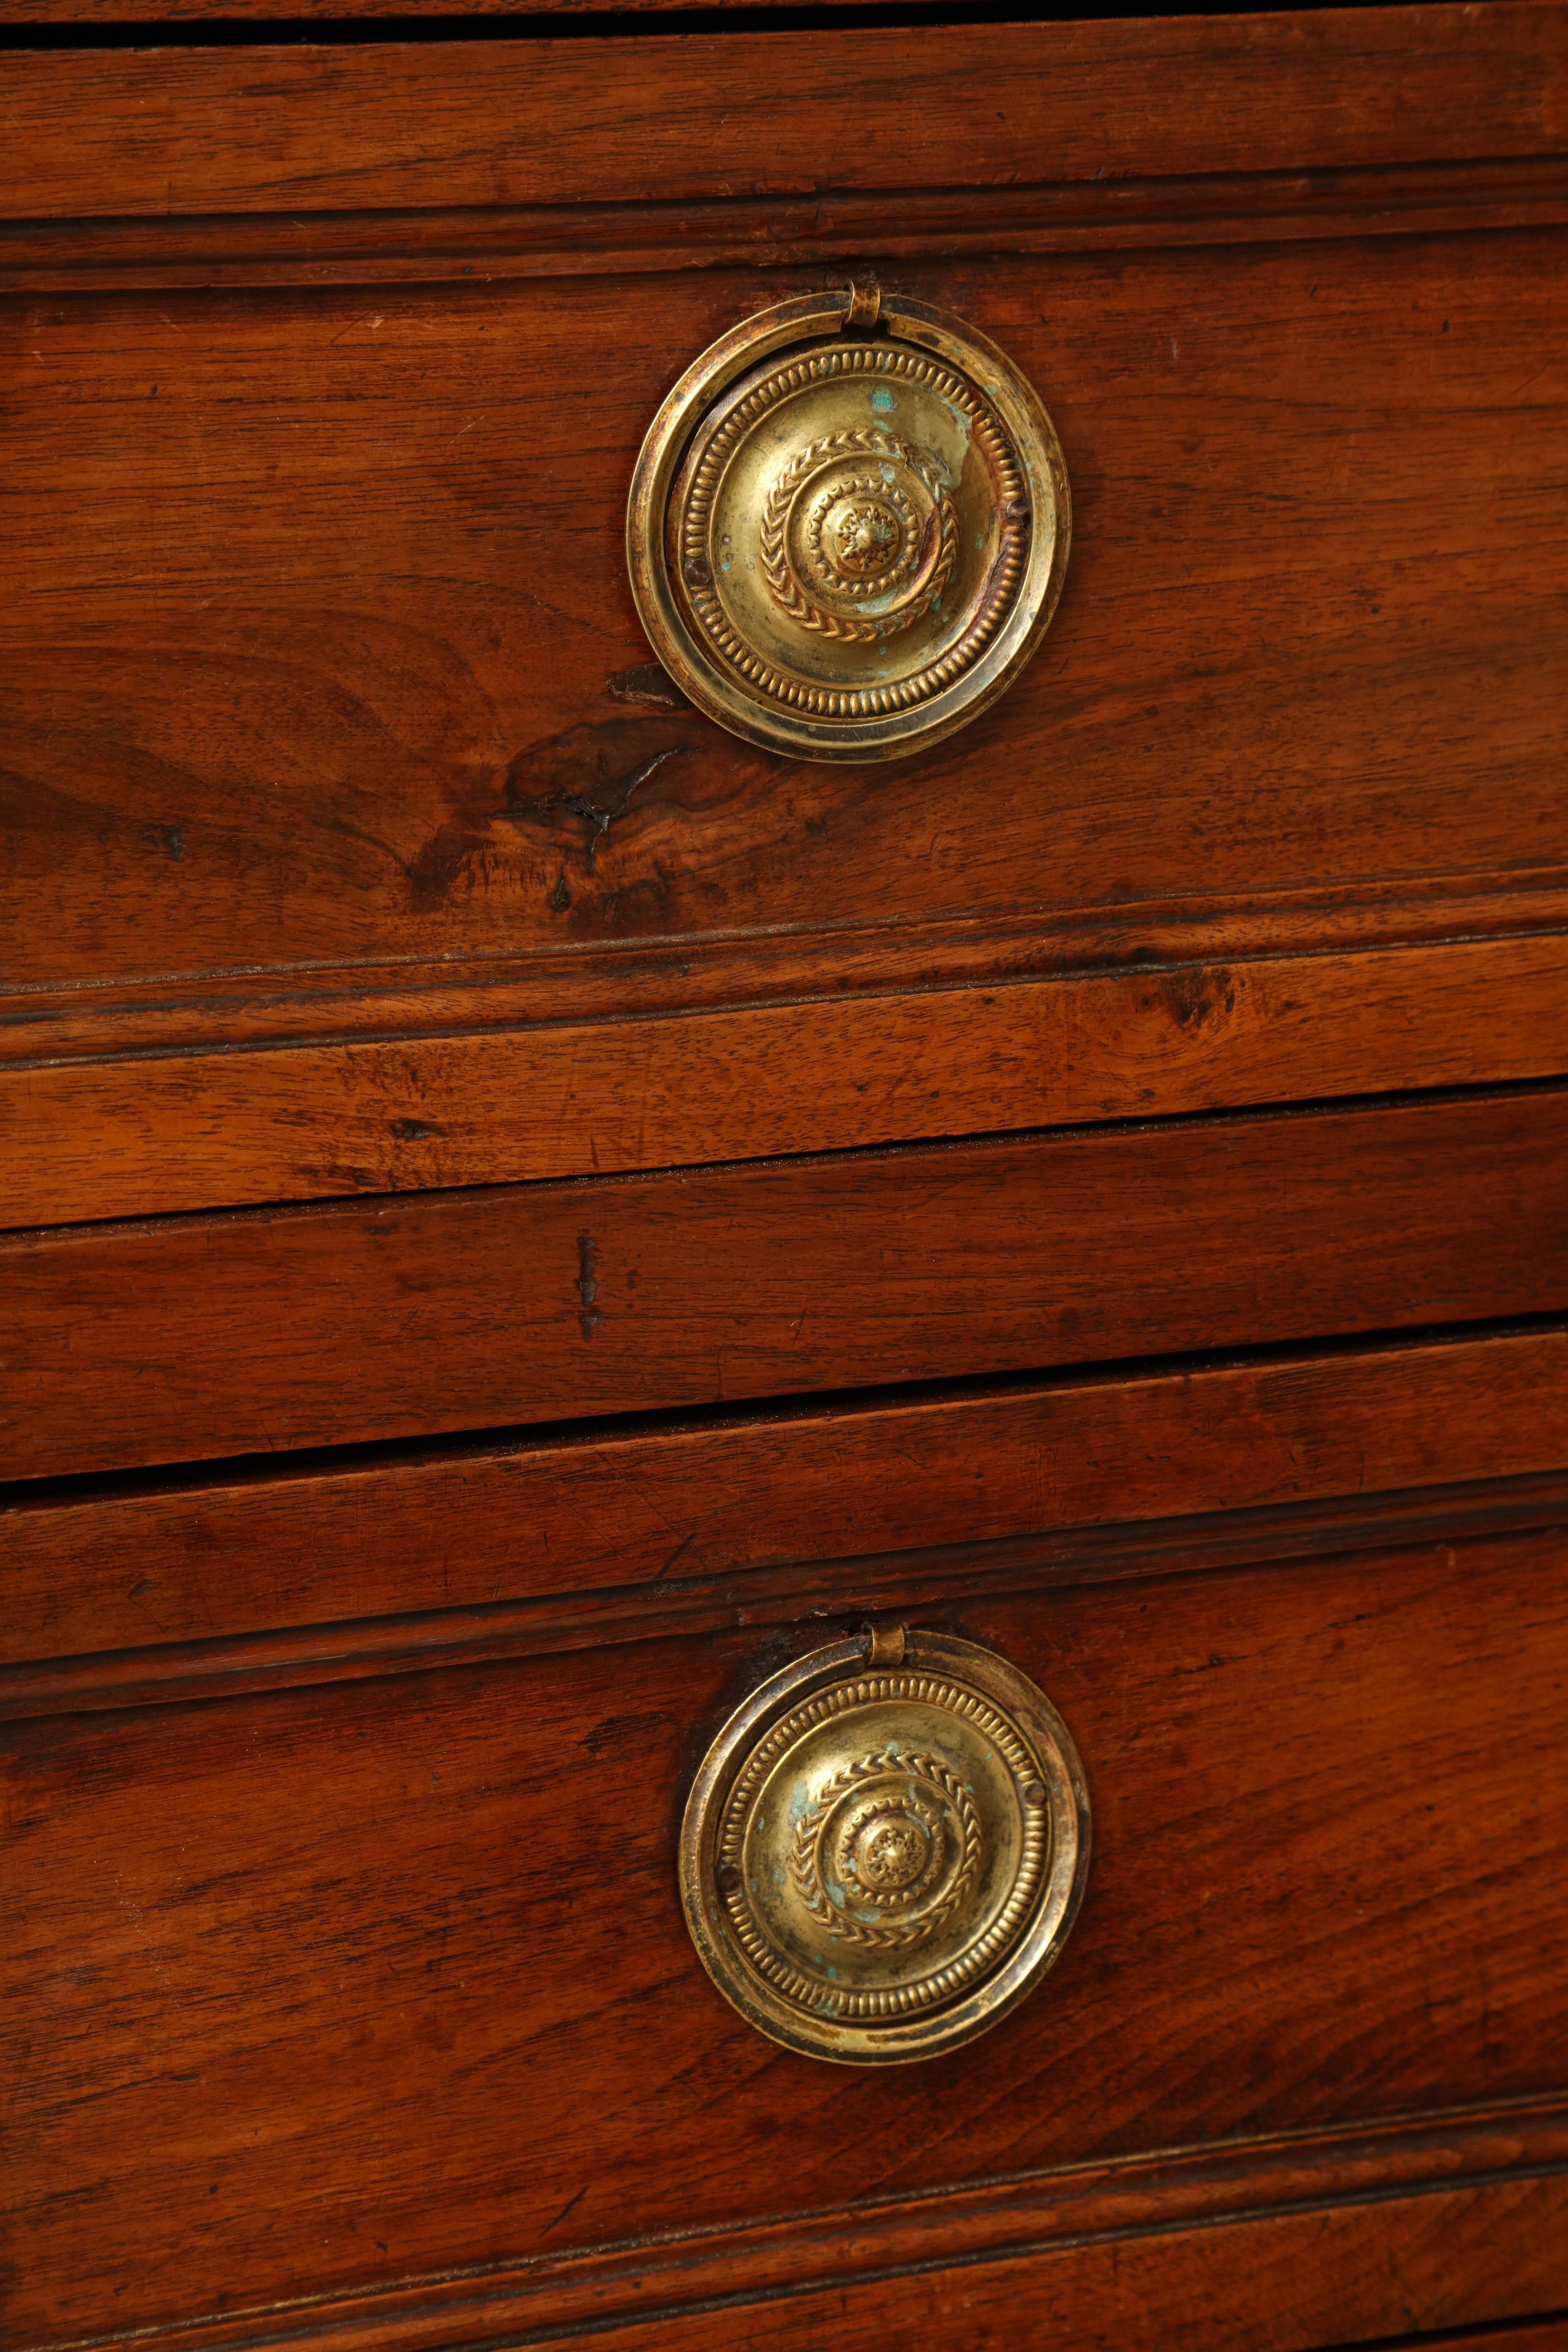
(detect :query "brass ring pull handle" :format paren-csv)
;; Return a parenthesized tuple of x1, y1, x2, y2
(679, 1627, 1090, 2064)
(627, 280, 1071, 764)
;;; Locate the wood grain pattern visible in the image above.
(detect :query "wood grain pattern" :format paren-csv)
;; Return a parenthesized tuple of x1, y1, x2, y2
(4, 1324, 1564, 1670)
(9, 156, 1568, 297)
(4, 234, 1563, 1071)
(12, 2111, 1568, 2352)
(13, 1469, 1568, 1720)
(4, 1085, 1567, 1482)
(510, 2187, 1568, 2352)
(10, 880, 1568, 1066)
(6, 7, 1566, 222)
(10, 933, 1568, 1227)
(8, 1528, 1568, 2339)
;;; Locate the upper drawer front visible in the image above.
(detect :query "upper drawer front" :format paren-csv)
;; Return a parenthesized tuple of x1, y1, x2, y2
(3, 6, 1566, 1225)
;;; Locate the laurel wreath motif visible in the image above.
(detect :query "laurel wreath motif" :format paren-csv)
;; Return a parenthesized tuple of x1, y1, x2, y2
(760, 430, 958, 643)
(789, 1747, 981, 1952)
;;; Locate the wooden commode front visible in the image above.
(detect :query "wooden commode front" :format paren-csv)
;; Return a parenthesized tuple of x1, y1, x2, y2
(2, 3, 1567, 2347)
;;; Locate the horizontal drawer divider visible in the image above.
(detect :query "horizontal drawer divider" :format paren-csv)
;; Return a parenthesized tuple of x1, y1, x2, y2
(3, 1082, 1565, 1483)
(7, 933, 1568, 1229)
(5, 1315, 1566, 1692)
(11, 874, 1567, 1065)
(5, 1308, 1560, 1513)
(18, 2095, 1568, 2352)
(6, 1466, 1568, 1721)
(7, 152, 1568, 294)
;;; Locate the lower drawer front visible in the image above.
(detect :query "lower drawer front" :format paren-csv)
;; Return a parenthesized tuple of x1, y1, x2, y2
(8, 1512, 1567, 2347)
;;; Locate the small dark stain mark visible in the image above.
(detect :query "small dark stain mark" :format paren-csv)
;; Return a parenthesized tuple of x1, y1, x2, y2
(129, 1577, 155, 1599)
(390, 1118, 445, 1142)
(550, 864, 572, 911)
(1161, 966, 1232, 1032)
(577, 1232, 602, 1340)
(140, 822, 184, 862)
(171, 2072, 201, 2083)
(346, 1166, 376, 1187)
(405, 712, 697, 912)
(407, 821, 477, 914)
(608, 662, 685, 711)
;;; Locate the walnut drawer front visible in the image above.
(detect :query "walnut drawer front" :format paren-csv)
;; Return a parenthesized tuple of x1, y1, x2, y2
(3, 5, 1567, 1227)
(7, 1437, 1568, 2349)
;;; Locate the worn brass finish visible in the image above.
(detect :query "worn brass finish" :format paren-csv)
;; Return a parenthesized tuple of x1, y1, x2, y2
(627, 286, 1071, 763)
(679, 1628, 1090, 2064)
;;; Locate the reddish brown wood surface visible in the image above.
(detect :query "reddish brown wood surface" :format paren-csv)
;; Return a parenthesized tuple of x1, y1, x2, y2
(6, 7, 1566, 222)
(5, 1325, 1565, 1668)
(8, 1526, 1567, 2339)
(4, 227, 1564, 1236)
(14, 1467, 1568, 1721)
(9, 933, 1568, 1228)
(517, 2189, 1568, 2352)
(8, 158, 1568, 299)
(4, 1085, 1566, 1482)
(13, 2121, 1568, 2352)
(3, 237, 1563, 999)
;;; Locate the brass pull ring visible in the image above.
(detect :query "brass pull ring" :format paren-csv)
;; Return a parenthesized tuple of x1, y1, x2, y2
(627, 285, 1071, 764)
(679, 1628, 1090, 2064)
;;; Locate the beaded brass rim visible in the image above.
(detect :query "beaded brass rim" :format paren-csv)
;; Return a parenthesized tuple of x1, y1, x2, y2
(627, 287, 1071, 764)
(678, 1628, 1091, 2065)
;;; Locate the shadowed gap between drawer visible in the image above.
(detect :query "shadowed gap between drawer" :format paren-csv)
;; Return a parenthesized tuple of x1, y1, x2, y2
(4, 1312, 1566, 1712)
(4, 1078, 1568, 1487)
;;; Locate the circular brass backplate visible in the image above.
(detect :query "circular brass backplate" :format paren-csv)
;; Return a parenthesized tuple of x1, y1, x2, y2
(627, 289, 1071, 763)
(679, 1629, 1090, 2064)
